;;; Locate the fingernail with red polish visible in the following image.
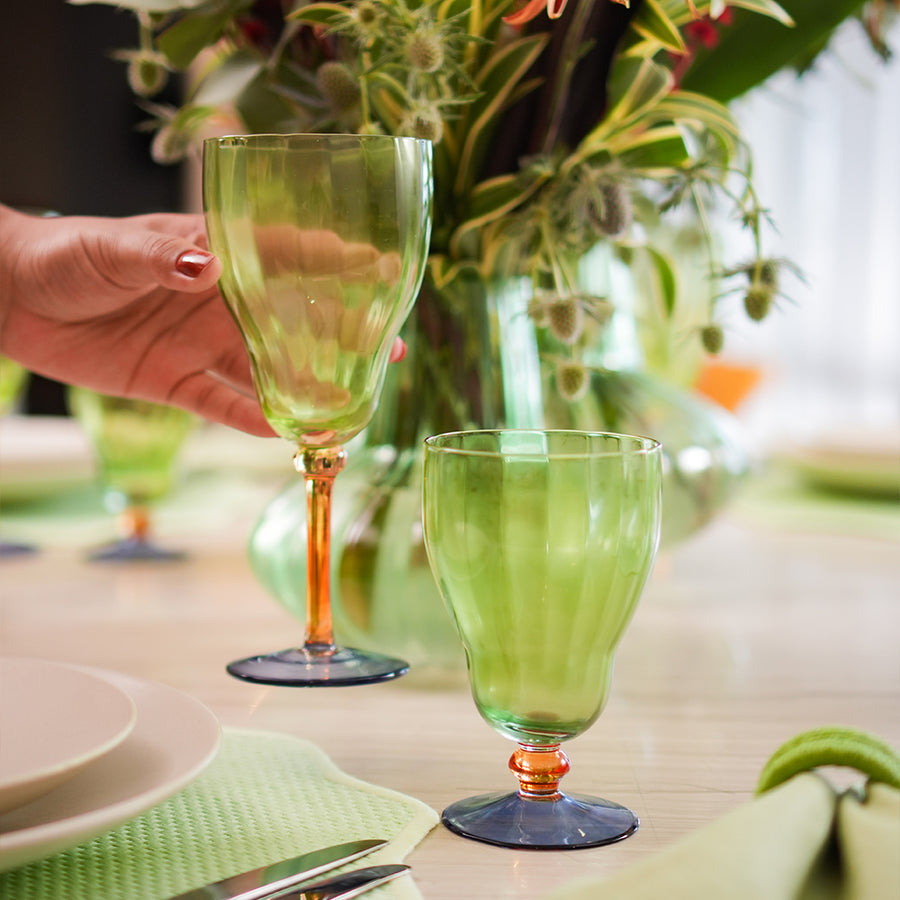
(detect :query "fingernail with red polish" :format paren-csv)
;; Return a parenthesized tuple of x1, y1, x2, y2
(176, 250, 215, 277)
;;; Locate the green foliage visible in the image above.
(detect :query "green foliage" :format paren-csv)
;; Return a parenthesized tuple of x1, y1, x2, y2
(681, 0, 869, 103)
(69, 0, 877, 362)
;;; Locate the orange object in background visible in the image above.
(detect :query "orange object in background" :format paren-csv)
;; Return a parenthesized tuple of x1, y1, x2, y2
(694, 360, 763, 411)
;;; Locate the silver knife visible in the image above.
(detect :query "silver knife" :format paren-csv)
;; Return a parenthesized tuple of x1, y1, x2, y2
(267, 865, 410, 900)
(166, 839, 388, 900)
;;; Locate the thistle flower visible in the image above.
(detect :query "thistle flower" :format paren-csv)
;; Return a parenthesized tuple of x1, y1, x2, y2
(150, 123, 191, 165)
(743, 286, 773, 322)
(590, 179, 633, 240)
(547, 297, 585, 344)
(555, 360, 591, 402)
(113, 49, 170, 98)
(317, 62, 361, 111)
(407, 30, 445, 74)
(700, 323, 725, 355)
(399, 102, 444, 144)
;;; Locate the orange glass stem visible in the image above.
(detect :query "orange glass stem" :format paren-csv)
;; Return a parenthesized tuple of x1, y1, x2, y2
(294, 446, 347, 651)
(120, 506, 151, 543)
(510, 744, 571, 800)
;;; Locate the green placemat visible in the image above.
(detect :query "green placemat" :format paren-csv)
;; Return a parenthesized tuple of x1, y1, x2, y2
(733, 465, 900, 541)
(0, 729, 438, 900)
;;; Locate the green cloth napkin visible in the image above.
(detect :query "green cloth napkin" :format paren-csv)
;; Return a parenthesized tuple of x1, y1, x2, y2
(539, 727, 900, 900)
(0, 729, 438, 900)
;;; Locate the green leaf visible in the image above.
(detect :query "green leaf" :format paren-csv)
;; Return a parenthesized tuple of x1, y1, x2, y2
(647, 91, 742, 157)
(604, 56, 673, 131)
(630, 0, 686, 54)
(157, 3, 250, 70)
(641, 246, 678, 320)
(190, 50, 262, 106)
(449, 169, 550, 258)
(680, 0, 867, 103)
(576, 56, 672, 159)
(453, 34, 550, 198)
(286, 3, 351, 27)
(612, 127, 690, 173)
(234, 72, 299, 134)
(726, 0, 794, 27)
(67, 0, 206, 10)
(427, 254, 478, 290)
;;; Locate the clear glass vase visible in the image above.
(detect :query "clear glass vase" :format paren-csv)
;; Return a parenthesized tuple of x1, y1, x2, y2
(248, 246, 749, 675)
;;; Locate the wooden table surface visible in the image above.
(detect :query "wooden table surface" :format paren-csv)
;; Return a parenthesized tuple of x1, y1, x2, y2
(1, 416, 898, 899)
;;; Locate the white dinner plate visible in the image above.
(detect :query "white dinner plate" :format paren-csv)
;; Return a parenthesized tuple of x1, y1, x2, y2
(0, 658, 137, 815)
(0, 665, 221, 872)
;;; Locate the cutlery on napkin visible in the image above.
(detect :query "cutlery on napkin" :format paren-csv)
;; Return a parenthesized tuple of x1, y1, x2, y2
(263, 864, 409, 900)
(166, 838, 388, 900)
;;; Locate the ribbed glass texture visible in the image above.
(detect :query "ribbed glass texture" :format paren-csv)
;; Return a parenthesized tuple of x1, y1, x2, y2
(424, 430, 662, 745)
(203, 133, 432, 448)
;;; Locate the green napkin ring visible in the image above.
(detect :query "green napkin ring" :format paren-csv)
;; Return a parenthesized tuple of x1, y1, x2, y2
(756, 725, 900, 794)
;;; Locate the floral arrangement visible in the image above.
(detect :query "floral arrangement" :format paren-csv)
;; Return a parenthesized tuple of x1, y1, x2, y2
(72, 0, 892, 380)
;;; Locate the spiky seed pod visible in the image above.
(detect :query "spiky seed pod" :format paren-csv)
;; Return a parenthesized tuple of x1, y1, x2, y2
(356, 0, 379, 25)
(757, 258, 779, 290)
(399, 105, 444, 143)
(743, 286, 773, 322)
(407, 31, 444, 73)
(126, 51, 169, 97)
(349, 0, 382, 44)
(700, 323, 724, 355)
(317, 62, 361, 111)
(556, 361, 590, 403)
(547, 297, 584, 345)
(591, 179, 633, 240)
(150, 124, 190, 165)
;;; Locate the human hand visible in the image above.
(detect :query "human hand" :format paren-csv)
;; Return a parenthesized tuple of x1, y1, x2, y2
(0, 207, 406, 436)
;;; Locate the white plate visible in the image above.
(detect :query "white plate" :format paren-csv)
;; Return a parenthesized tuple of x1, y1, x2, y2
(0, 658, 137, 815)
(0, 665, 221, 872)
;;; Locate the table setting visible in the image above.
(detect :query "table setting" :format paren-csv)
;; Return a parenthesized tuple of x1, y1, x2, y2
(2, 8, 900, 891)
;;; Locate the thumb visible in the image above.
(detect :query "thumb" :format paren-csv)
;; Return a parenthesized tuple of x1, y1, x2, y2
(102, 229, 224, 294)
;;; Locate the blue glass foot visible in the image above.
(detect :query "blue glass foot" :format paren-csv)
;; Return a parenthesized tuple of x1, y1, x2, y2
(442, 790, 638, 849)
(88, 538, 186, 562)
(226, 645, 410, 687)
(0, 539, 38, 557)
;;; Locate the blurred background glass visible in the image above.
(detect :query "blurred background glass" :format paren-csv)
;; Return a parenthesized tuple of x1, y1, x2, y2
(68, 388, 196, 561)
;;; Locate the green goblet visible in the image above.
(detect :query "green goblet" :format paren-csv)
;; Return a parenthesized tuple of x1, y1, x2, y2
(68, 388, 195, 561)
(203, 133, 432, 686)
(0, 356, 35, 556)
(423, 429, 662, 848)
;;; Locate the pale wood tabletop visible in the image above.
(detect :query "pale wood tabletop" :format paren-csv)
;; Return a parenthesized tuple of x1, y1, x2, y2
(1, 417, 898, 899)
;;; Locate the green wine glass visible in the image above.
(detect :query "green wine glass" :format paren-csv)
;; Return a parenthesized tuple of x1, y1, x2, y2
(68, 388, 195, 562)
(423, 429, 662, 848)
(203, 133, 432, 686)
(0, 356, 35, 556)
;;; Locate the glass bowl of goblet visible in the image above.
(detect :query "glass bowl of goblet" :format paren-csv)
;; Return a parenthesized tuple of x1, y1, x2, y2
(68, 387, 195, 562)
(423, 429, 662, 849)
(203, 132, 432, 686)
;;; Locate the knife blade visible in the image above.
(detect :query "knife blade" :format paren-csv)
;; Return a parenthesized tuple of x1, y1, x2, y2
(166, 839, 388, 900)
(267, 865, 410, 900)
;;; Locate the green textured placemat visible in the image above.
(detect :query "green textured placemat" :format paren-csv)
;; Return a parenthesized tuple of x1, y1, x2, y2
(0, 729, 438, 900)
(733, 466, 900, 541)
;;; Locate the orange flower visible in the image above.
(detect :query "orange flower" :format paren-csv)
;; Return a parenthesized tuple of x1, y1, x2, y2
(503, 0, 630, 28)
